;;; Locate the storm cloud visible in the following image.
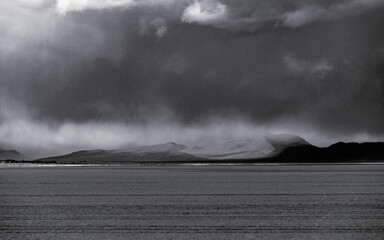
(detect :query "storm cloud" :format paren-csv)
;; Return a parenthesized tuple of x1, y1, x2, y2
(1, 0, 383, 157)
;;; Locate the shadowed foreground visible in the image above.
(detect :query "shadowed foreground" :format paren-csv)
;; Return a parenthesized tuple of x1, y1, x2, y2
(0, 165, 383, 239)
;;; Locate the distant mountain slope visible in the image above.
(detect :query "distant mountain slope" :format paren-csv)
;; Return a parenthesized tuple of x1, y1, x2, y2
(114, 142, 186, 154)
(37, 143, 203, 164)
(265, 134, 310, 154)
(182, 138, 274, 159)
(32, 136, 384, 164)
(0, 148, 25, 160)
(272, 142, 384, 162)
(183, 134, 309, 159)
(35, 134, 309, 163)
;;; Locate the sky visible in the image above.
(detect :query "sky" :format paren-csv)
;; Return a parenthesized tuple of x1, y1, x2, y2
(0, 0, 383, 157)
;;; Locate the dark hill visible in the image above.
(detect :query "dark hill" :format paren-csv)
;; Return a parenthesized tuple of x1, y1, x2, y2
(272, 142, 384, 163)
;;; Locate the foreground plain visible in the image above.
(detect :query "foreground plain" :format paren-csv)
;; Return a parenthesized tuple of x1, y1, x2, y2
(0, 164, 383, 239)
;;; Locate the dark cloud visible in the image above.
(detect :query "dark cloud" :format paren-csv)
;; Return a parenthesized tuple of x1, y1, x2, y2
(0, 0, 384, 156)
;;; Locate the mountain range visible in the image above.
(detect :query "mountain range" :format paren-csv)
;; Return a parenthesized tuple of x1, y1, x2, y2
(2, 134, 384, 164)
(31, 134, 383, 164)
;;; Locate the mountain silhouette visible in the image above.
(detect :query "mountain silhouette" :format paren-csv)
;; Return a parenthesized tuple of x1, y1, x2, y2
(0, 148, 25, 160)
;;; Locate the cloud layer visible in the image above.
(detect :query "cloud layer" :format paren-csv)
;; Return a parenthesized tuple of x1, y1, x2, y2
(1, 0, 383, 156)
(55, 0, 177, 15)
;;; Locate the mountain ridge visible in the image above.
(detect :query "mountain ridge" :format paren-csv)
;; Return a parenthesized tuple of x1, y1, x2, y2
(36, 143, 201, 164)
(4, 134, 383, 164)
(273, 141, 384, 162)
(33, 134, 312, 163)
(0, 148, 25, 160)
